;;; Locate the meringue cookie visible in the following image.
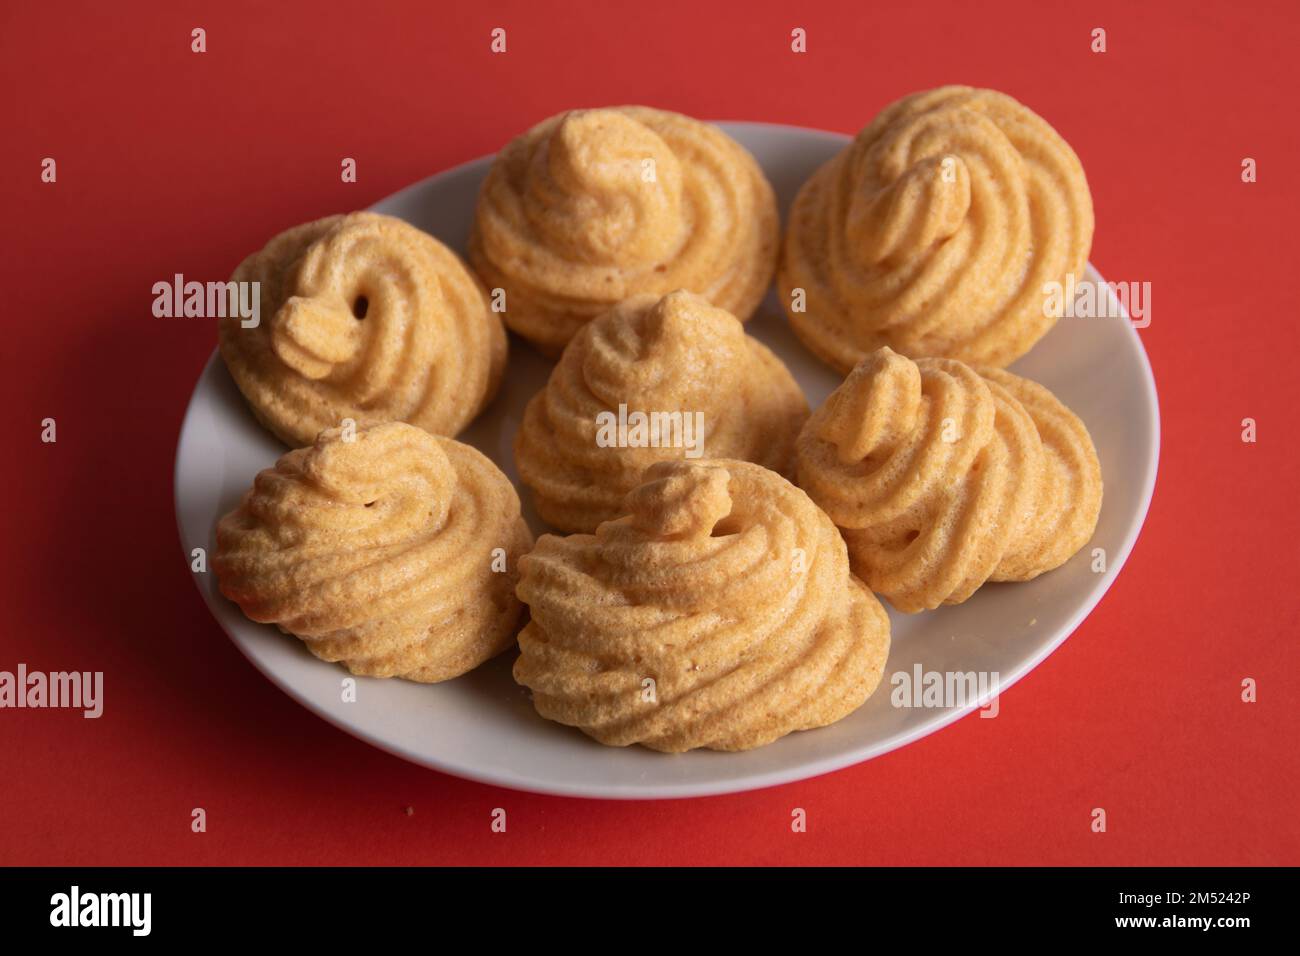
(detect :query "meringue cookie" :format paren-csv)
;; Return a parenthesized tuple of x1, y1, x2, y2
(513, 459, 891, 752)
(779, 86, 1094, 371)
(795, 348, 1102, 612)
(469, 106, 779, 355)
(515, 290, 809, 533)
(220, 212, 507, 447)
(213, 422, 532, 682)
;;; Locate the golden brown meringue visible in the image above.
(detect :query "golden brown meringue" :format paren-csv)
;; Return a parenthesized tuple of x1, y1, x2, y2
(779, 86, 1094, 371)
(513, 459, 891, 752)
(213, 422, 532, 682)
(795, 348, 1102, 613)
(514, 290, 808, 533)
(469, 106, 779, 355)
(220, 212, 507, 447)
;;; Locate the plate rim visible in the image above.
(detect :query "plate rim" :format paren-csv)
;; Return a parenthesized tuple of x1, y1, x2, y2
(173, 121, 1161, 799)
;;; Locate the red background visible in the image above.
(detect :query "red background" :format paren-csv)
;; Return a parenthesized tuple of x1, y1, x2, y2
(2, 0, 1296, 866)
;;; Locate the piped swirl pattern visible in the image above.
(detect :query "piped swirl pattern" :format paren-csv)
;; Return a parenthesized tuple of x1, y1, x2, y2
(469, 106, 779, 355)
(214, 422, 532, 682)
(220, 212, 507, 446)
(513, 460, 891, 752)
(795, 348, 1102, 612)
(779, 86, 1094, 371)
(514, 290, 809, 533)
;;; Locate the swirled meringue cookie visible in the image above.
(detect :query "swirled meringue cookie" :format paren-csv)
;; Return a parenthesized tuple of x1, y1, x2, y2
(213, 422, 532, 682)
(220, 212, 507, 447)
(795, 348, 1102, 613)
(513, 459, 891, 752)
(780, 86, 1094, 371)
(515, 290, 808, 533)
(469, 106, 779, 356)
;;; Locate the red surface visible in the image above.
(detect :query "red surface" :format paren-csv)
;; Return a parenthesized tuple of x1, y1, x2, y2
(2, 0, 1296, 866)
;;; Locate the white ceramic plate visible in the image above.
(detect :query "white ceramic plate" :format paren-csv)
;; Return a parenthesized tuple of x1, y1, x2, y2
(175, 123, 1159, 799)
